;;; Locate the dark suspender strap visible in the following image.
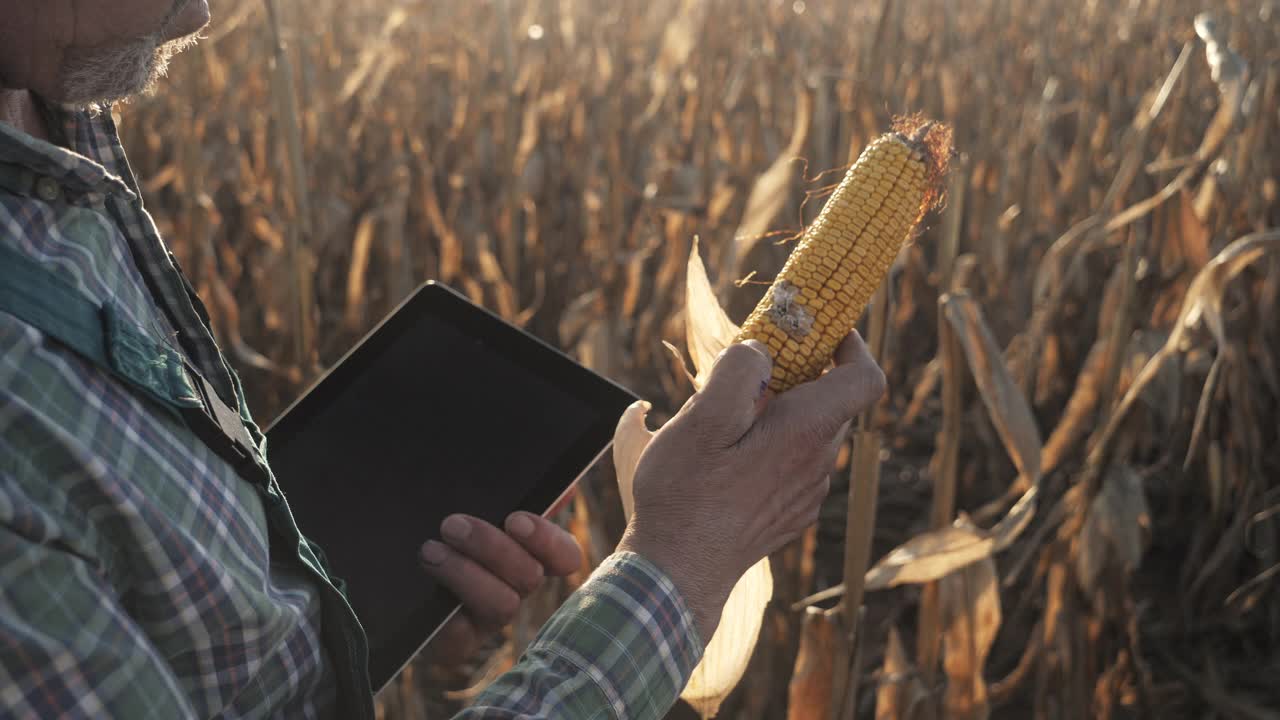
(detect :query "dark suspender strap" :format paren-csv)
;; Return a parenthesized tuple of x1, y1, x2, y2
(0, 241, 268, 484)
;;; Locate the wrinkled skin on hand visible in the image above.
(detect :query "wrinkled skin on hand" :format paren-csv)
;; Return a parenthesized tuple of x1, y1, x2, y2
(618, 333, 885, 640)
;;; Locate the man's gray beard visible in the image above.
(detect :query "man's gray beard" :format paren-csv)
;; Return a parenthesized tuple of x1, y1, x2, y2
(59, 31, 201, 110)
(59, 0, 202, 109)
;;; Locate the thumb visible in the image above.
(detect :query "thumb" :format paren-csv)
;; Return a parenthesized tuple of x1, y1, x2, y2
(774, 331, 886, 436)
(692, 340, 773, 443)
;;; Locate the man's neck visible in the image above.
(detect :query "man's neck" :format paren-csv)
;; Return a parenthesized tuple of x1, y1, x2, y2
(0, 89, 53, 143)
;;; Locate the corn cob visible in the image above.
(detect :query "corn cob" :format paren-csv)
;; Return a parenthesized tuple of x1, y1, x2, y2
(735, 119, 950, 392)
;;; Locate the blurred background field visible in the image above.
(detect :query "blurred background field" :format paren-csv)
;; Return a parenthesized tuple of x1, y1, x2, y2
(126, 0, 1280, 717)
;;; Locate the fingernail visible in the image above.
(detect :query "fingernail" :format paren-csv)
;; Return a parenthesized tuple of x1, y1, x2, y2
(442, 515, 472, 542)
(506, 513, 535, 539)
(421, 540, 447, 566)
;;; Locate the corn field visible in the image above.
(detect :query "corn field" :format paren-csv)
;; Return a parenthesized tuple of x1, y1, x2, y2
(126, 0, 1280, 717)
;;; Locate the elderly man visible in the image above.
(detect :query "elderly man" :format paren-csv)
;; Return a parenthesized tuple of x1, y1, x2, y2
(0, 1, 885, 718)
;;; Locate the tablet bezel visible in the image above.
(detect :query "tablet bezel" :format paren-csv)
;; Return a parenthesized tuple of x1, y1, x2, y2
(264, 281, 637, 693)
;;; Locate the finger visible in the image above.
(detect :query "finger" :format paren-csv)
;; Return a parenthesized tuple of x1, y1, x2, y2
(693, 340, 773, 442)
(505, 512, 583, 578)
(420, 540, 523, 628)
(832, 329, 874, 367)
(779, 332, 886, 435)
(438, 515, 545, 596)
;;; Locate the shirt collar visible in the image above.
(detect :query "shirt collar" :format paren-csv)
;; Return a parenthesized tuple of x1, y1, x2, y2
(0, 102, 137, 200)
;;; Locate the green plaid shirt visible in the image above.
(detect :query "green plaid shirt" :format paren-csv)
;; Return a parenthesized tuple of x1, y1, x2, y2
(0, 106, 702, 718)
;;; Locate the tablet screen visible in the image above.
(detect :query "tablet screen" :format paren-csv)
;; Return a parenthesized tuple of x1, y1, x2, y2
(266, 283, 635, 690)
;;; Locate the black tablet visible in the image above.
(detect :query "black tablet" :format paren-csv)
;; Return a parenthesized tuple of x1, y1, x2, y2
(265, 282, 636, 692)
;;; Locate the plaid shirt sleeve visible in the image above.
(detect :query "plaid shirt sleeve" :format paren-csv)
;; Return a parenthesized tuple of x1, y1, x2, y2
(457, 552, 703, 720)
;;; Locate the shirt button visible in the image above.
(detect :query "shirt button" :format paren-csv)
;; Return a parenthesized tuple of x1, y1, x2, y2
(35, 176, 62, 203)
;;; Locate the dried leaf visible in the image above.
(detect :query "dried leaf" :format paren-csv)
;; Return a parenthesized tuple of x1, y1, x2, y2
(787, 608, 840, 720)
(940, 556, 1002, 720)
(1174, 188, 1212, 269)
(850, 293, 1046, 591)
(250, 215, 285, 251)
(1042, 339, 1106, 476)
(344, 212, 377, 331)
(1076, 465, 1150, 595)
(877, 625, 928, 720)
(863, 488, 1038, 592)
(726, 84, 813, 282)
(865, 523, 995, 590)
(642, 0, 706, 119)
(421, 173, 462, 282)
(564, 493, 597, 589)
(940, 293, 1044, 485)
(1091, 232, 1280, 469)
(706, 182, 738, 227)
(206, 271, 284, 377)
(558, 290, 603, 349)
(1179, 233, 1280, 349)
(1121, 330, 1177, 425)
(575, 318, 613, 375)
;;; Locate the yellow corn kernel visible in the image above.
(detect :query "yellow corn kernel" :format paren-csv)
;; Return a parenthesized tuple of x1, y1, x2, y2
(734, 121, 948, 392)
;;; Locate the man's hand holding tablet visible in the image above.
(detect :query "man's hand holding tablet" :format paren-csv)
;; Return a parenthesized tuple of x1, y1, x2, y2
(268, 282, 638, 688)
(419, 511, 583, 660)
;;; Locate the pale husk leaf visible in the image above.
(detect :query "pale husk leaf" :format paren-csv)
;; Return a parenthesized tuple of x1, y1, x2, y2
(682, 557, 773, 718)
(685, 237, 742, 385)
(611, 247, 770, 716)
